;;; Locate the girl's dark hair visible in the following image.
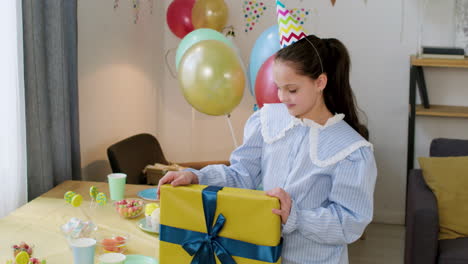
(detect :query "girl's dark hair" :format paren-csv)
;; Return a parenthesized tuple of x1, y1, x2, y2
(275, 35, 369, 140)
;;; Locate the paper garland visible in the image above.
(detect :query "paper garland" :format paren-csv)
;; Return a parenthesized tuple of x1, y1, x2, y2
(331, 0, 369, 6)
(288, 8, 311, 25)
(113, 0, 154, 24)
(243, 1, 267, 32)
(243, 2, 311, 32)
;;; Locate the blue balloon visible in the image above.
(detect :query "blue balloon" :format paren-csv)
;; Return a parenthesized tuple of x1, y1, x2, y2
(248, 25, 280, 96)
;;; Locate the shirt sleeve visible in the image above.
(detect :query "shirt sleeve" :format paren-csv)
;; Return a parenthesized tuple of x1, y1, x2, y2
(282, 146, 377, 245)
(185, 111, 263, 189)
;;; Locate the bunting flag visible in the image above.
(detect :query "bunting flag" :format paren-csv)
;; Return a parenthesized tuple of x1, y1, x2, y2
(133, 0, 140, 24)
(288, 8, 311, 26)
(243, 1, 267, 32)
(331, 0, 370, 6)
(276, 0, 307, 48)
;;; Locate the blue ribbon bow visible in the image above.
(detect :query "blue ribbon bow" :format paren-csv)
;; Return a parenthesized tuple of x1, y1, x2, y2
(160, 186, 283, 264)
(182, 186, 236, 264)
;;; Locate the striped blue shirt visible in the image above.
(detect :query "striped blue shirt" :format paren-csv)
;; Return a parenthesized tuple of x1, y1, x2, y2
(188, 103, 377, 264)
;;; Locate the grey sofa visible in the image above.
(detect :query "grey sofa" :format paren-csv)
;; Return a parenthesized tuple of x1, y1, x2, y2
(405, 138, 468, 264)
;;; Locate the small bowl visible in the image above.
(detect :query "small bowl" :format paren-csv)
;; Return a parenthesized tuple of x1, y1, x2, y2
(98, 234, 129, 254)
(114, 199, 144, 218)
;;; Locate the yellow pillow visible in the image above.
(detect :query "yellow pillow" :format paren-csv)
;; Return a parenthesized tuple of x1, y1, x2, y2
(419, 156, 468, 240)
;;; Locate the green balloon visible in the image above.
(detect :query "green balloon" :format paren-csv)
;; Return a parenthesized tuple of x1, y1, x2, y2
(176, 28, 235, 71)
(178, 40, 245, 116)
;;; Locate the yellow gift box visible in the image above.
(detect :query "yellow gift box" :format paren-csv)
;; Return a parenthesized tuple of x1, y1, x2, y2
(159, 184, 282, 264)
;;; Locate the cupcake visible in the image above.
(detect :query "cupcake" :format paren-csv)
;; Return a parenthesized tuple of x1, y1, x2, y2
(150, 208, 160, 233)
(145, 203, 159, 229)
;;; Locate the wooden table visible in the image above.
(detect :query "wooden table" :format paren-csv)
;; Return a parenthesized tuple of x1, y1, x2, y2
(0, 180, 159, 263)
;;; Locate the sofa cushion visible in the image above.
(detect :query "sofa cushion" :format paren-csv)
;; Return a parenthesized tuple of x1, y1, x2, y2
(438, 238, 468, 264)
(430, 138, 468, 157)
(419, 156, 468, 240)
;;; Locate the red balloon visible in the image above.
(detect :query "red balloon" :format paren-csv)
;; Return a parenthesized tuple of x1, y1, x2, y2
(166, 0, 195, 39)
(255, 54, 281, 108)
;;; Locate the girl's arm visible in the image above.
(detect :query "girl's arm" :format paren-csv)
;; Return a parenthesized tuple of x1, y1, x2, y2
(283, 147, 377, 245)
(185, 111, 263, 189)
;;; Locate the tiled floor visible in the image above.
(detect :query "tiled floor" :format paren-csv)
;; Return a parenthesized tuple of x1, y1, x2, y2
(349, 223, 405, 264)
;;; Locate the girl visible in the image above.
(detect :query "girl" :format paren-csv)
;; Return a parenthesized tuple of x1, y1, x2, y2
(158, 35, 377, 264)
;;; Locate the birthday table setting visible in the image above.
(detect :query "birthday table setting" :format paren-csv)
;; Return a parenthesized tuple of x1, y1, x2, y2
(0, 177, 161, 264)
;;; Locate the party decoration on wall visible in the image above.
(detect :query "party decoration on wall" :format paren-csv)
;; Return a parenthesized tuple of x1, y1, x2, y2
(243, 0, 267, 32)
(192, 0, 228, 32)
(167, 0, 196, 38)
(133, 0, 141, 24)
(277, 0, 307, 48)
(178, 40, 245, 116)
(330, 0, 369, 6)
(248, 25, 280, 96)
(113, 0, 154, 24)
(288, 8, 311, 25)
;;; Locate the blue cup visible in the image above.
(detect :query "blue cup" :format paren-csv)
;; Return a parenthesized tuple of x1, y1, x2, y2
(70, 238, 96, 264)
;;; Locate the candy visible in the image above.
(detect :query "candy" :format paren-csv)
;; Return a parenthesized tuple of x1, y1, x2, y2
(89, 186, 98, 200)
(100, 235, 128, 253)
(96, 192, 107, 206)
(12, 242, 33, 257)
(64, 191, 82, 207)
(115, 199, 144, 218)
(15, 251, 29, 264)
(61, 218, 97, 240)
(64, 191, 75, 203)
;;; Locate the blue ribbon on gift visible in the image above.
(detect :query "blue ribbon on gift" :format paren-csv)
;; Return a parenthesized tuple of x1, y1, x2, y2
(160, 186, 283, 264)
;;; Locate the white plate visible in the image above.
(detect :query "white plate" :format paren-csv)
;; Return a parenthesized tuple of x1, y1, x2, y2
(137, 218, 159, 234)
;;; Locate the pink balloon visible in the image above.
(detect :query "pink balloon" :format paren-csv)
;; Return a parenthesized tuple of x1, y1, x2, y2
(166, 0, 195, 39)
(255, 54, 281, 108)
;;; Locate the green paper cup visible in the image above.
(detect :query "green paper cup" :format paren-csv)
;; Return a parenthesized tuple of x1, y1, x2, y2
(108, 173, 126, 201)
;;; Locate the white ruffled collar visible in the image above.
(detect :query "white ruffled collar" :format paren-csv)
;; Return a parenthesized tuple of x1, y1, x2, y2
(291, 114, 345, 129)
(260, 104, 372, 167)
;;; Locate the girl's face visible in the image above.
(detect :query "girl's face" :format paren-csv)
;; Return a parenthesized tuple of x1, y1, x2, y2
(273, 60, 326, 119)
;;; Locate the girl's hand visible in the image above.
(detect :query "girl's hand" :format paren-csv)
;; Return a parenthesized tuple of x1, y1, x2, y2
(157, 171, 199, 199)
(266, 188, 292, 224)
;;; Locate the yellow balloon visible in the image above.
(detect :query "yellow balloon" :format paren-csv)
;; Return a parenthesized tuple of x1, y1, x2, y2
(178, 40, 245, 116)
(192, 0, 228, 32)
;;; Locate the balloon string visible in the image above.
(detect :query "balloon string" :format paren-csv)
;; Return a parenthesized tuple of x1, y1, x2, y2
(226, 114, 239, 148)
(191, 107, 195, 158)
(165, 48, 177, 79)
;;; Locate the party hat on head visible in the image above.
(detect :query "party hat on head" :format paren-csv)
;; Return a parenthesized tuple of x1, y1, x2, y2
(276, 0, 307, 48)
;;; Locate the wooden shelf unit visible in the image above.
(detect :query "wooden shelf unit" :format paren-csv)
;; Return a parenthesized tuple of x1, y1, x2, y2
(411, 55, 468, 68)
(407, 55, 468, 173)
(415, 104, 468, 118)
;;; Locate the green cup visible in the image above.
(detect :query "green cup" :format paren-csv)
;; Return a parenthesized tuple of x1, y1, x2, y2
(108, 173, 126, 201)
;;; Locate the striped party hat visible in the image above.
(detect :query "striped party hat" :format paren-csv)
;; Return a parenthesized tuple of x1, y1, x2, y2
(276, 0, 307, 48)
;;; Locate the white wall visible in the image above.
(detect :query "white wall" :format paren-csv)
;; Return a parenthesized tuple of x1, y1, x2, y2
(78, 0, 468, 224)
(78, 0, 161, 181)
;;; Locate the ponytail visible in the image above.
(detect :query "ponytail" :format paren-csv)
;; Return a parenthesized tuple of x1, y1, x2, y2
(275, 36, 369, 140)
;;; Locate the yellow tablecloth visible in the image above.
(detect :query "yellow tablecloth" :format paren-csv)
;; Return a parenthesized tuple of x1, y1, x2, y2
(0, 181, 159, 263)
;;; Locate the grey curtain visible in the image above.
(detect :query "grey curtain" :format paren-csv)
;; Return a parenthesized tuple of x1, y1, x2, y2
(22, 0, 81, 200)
